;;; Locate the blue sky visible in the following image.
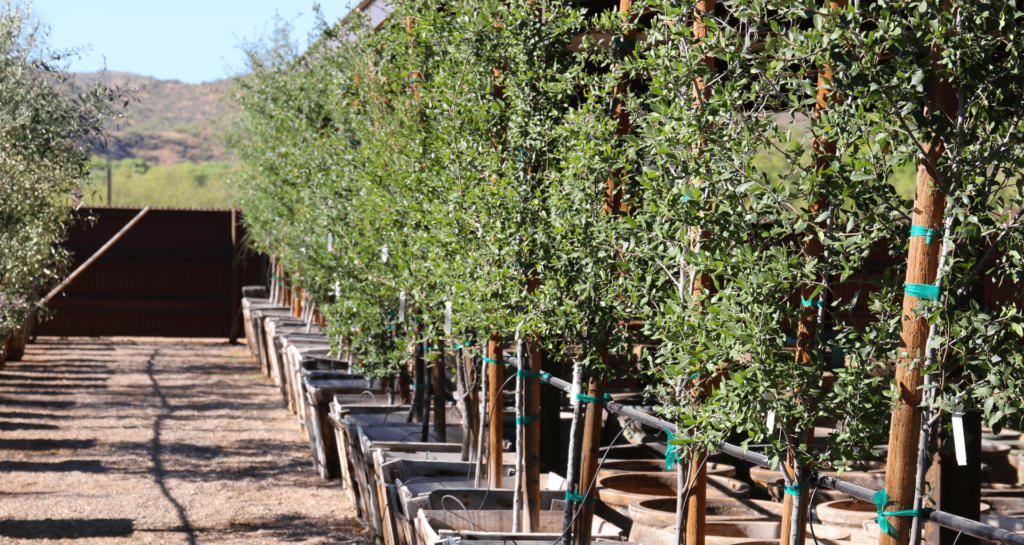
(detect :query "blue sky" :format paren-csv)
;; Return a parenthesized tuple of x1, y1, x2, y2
(31, 1, 354, 84)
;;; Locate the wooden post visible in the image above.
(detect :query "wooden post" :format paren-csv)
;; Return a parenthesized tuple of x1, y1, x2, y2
(433, 341, 447, 443)
(229, 209, 242, 343)
(573, 372, 606, 545)
(682, 3, 716, 543)
(880, 35, 956, 545)
(487, 334, 504, 489)
(523, 338, 542, 532)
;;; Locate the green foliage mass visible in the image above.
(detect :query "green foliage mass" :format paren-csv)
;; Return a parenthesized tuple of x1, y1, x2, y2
(81, 156, 238, 208)
(229, 0, 1024, 478)
(0, 2, 128, 343)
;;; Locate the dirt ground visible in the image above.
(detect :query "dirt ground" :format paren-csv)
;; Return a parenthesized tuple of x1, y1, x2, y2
(0, 337, 370, 545)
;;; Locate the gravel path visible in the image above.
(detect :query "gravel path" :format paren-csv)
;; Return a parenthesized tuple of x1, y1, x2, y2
(0, 337, 369, 545)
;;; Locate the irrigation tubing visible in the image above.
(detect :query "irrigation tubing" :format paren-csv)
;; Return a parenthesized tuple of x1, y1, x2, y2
(499, 357, 1024, 545)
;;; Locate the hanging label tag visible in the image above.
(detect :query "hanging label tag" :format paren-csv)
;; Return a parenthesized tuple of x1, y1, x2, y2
(327, 233, 333, 252)
(444, 302, 452, 335)
(767, 411, 776, 434)
(952, 405, 967, 466)
(398, 291, 406, 323)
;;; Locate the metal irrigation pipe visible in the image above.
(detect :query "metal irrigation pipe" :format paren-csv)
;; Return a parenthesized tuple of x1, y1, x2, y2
(500, 357, 1024, 545)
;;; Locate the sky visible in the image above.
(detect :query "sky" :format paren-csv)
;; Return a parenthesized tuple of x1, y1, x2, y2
(31, 1, 354, 84)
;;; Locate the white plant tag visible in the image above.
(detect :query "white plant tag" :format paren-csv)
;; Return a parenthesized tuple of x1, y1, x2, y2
(444, 302, 452, 335)
(767, 411, 776, 434)
(398, 291, 406, 322)
(327, 233, 333, 252)
(952, 405, 967, 466)
(381, 244, 389, 263)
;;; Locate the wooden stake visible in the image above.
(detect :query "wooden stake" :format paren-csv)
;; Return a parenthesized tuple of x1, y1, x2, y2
(680, 1, 716, 543)
(487, 334, 504, 489)
(780, 1, 847, 542)
(880, 33, 956, 545)
(523, 338, 542, 532)
(573, 372, 606, 545)
(433, 341, 447, 443)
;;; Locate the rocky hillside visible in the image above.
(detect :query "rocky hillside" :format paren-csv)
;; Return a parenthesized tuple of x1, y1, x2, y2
(76, 71, 234, 165)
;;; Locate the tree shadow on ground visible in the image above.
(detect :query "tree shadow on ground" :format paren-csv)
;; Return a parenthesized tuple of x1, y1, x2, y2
(0, 460, 108, 473)
(216, 513, 369, 543)
(0, 439, 95, 451)
(0, 421, 59, 431)
(0, 518, 133, 539)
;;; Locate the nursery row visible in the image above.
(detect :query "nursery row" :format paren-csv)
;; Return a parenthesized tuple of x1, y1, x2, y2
(242, 283, 1024, 545)
(229, 1, 1024, 545)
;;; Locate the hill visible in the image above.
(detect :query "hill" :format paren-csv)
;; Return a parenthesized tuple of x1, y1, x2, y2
(76, 71, 235, 165)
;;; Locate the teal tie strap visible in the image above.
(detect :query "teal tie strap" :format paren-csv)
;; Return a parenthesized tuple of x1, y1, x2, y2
(873, 489, 935, 538)
(784, 480, 811, 496)
(413, 383, 425, 389)
(664, 429, 680, 470)
(576, 393, 612, 404)
(425, 396, 444, 401)
(516, 413, 541, 425)
(517, 370, 551, 382)
(483, 356, 507, 365)
(350, 139, 360, 146)
(565, 491, 596, 504)
(910, 225, 941, 245)
(455, 340, 472, 349)
(581, 368, 601, 376)
(905, 283, 941, 301)
(800, 299, 823, 308)
(613, 37, 637, 49)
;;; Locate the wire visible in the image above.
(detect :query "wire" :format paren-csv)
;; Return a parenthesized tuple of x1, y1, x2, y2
(475, 373, 519, 510)
(358, 390, 377, 404)
(552, 417, 636, 545)
(952, 530, 964, 545)
(441, 495, 476, 531)
(808, 481, 821, 545)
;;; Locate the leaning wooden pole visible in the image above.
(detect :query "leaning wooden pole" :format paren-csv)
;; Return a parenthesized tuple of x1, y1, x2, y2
(41, 207, 151, 305)
(879, 32, 956, 545)
(487, 334, 504, 489)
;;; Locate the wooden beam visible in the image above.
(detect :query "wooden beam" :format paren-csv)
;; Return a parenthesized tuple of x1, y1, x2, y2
(487, 334, 504, 489)
(573, 373, 606, 545)
(880, 33, 956, 545)
(523, 339, 542, 532)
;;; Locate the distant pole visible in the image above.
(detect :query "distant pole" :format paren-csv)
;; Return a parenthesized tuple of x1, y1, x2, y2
(107, 155, 113, 207)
